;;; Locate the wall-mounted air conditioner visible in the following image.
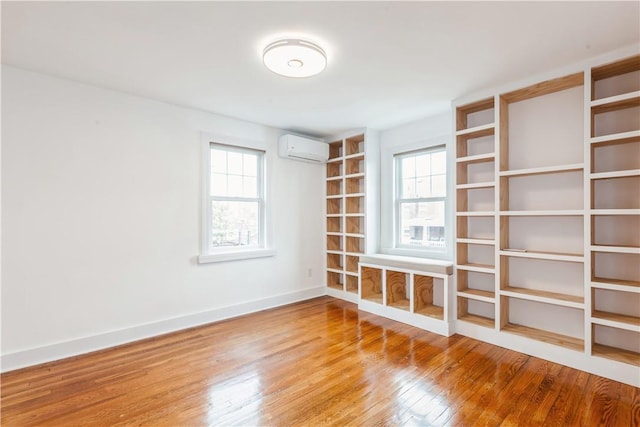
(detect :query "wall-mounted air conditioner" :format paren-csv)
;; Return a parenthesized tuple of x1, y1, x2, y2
(278, 134, 329, 163)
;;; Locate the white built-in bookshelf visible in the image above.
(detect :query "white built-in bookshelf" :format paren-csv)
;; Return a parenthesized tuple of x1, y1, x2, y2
(454, 52, 640, 386)
(325, 130, 379, 304)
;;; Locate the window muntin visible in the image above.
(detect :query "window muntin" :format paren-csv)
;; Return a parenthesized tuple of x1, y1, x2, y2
(395, 147, 447, 251)
(208, 144, 265, 251)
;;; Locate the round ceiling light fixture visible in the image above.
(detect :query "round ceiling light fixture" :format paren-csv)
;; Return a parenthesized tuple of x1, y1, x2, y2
(262, 38, 327, 78)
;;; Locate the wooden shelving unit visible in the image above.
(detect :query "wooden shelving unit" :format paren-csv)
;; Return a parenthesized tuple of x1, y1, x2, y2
(324, 131, 379, 303)
(455, 97, 498, 329)
(453, 52, 640, 386)
(495, 73, 586, 350)
(358, 257, 454, 336)
(588, 54, 640, 367)
(324, 135, 363, 299)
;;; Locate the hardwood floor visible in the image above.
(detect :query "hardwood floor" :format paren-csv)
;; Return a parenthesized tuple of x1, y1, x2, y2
(2, 296, 639, 426)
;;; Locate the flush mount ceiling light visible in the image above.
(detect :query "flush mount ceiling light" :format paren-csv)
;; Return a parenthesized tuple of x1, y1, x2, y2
(263, 38, 327, 78)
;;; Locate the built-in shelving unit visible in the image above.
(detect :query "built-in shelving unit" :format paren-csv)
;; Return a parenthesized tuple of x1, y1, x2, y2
(455, 97, 498, 329)
(588, 54, 640, 368)
(325, 131, 379, 303)
(454, 52, 640, 387)
(500, 72, 587, 351)
(358, 255, 454, 336)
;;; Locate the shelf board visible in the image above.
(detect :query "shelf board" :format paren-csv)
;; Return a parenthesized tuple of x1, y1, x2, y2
(590, 169, 640, 180)
(388, 299, 410, 311)
(345, 251, 365, 257)
(456, 181, 495, 190)
(501, 286, 584, 308)
(456, 211, 495, 217)
(592, 310, 640, 332)
(326, 194, 343, 199)
(326, 250, 343, 255)
(456, 152, 495, 164)
(590, 130, 640, 146)
(455, 123, 495, 138)
(344, 271, 359, 277)
(456, 263, 495, 274)
(458, 313, 495, 328)
(499, 163, 584, 178)
(344, 233, 365, 238)
(502, 323, 584, 352)
(456, 238, 495, 245)
(590, 209, 640, 216)
(499, 249, 584, 263)
(414, 305, 444, 320)
(344, 172, 365, 179)
(591, 245, 640, 254)
(344, 193, 365, 198)
(344, 152, 365, 160)
(344, 213, 365, 217)
(327, 268, 344, 274)
(591, 90, 640, 108)
(326, 232, 342, 236)
(591, 279, 640, 293)
(457, 288, 495, 303)
(326, 214, 342, 218)
(591, 92, 640, 114)
(327, 157, 343, 163)
(326, 176, 342, 181)
(592, 343, 640, 367)
(362, 295, 383, 305)
(592, 277, 640, 290)
(500, 210, 583, 216)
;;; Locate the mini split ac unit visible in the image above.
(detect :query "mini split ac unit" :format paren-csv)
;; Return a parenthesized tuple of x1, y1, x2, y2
(278, 134, 329, 163)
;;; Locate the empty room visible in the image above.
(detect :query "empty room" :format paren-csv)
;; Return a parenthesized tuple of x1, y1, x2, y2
(2, 1, 640, 425)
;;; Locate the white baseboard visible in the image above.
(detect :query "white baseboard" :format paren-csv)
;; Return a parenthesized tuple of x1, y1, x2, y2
(1, 286, 326, 373)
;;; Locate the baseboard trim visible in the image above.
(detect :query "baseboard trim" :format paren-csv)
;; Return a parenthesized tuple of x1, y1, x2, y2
(1, 286, 326, 373)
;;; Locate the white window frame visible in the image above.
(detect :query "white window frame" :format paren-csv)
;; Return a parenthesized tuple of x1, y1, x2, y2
(198, 133, 275, 264)
(394, 146, 447, 251)
(380, 136, 453, 261)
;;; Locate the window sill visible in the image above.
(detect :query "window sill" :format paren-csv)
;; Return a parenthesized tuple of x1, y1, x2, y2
(198, 248, 276, 264)
(381, 247, 450, 261)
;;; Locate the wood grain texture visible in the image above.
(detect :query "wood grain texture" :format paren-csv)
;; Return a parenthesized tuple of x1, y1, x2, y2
(360, 266, 382, 300)
(2, 296, 638, 426)
(386, 270, 409, 308)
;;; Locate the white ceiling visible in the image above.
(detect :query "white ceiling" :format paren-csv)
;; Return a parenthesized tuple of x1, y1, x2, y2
(2, 1, 639, 137)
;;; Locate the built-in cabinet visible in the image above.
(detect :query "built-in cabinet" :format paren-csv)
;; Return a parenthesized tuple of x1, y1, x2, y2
(325, 130, 379, 303)
(359, 255, 454, 336)
(454, 53, 640, 386)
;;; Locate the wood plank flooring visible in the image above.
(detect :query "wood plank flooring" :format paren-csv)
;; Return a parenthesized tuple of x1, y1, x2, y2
(2, 296, 639, 426)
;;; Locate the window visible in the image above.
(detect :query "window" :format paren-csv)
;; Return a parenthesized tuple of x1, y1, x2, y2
(200, 139, 274, 263)
(395, 146, 447, 252)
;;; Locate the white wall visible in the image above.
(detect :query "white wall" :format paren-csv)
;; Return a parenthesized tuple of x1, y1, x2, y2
(378, 112, 453, 260)
(1, 66, 325, 369)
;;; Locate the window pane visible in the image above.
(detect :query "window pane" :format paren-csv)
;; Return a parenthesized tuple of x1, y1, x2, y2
(243, 176, 257, 198)
(402, 178, 415, 198)
(243, 153, 258, 177)
(432, 174, 446, 197)
(431, 150, 447, 175)
(211, 173, 227, 196)
(227, 151, 243, 175)
(415, 177, 430, 198)
(227, 175, 243, 197)
(211, 149, 227, 174)
(211, 200, 259, 248)
(415, 154, 430, 176)
(399, 201, 445, 249)
(401, 157, 415, 179)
